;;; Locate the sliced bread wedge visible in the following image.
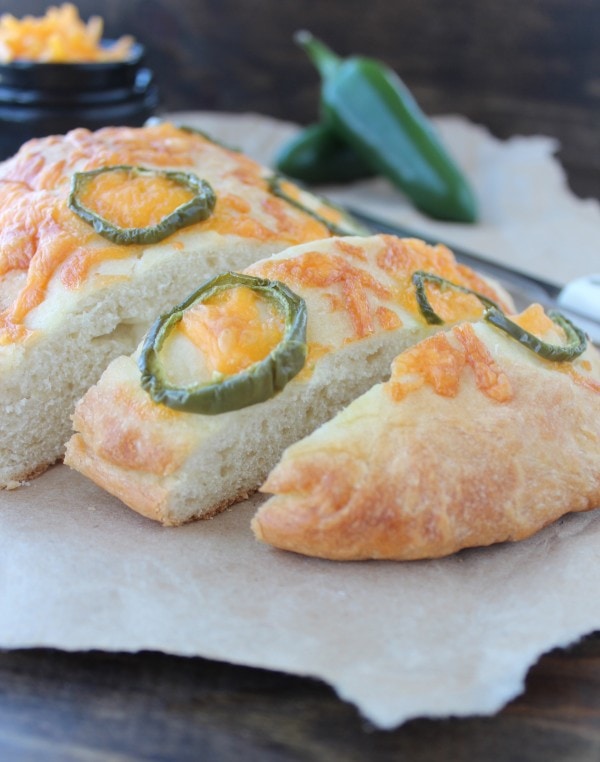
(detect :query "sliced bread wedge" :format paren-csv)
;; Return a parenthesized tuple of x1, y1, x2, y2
(253, 306, 600, 560)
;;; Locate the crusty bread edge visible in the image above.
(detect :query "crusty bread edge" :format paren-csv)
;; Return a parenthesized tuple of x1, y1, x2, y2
(65, 434, 256, 526)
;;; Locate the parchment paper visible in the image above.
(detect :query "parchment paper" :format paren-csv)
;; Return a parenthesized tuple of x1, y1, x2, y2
(1, 112, 599, 729)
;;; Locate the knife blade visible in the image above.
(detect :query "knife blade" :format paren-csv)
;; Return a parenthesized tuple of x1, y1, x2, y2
(347, 207, 600, 345)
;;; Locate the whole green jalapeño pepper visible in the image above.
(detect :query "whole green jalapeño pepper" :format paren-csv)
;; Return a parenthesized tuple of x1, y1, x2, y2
(296, 32, 478, 223)
(275, 122, 376, 185)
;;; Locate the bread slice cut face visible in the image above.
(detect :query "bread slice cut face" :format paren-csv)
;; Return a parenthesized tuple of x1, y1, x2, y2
(253, 306, 600, 560)
(65, 234, 513, 525)
(0, 122, 360, 487)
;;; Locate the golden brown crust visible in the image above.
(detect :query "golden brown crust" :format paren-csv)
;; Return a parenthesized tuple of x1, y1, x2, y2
(69, 361, 196, 478)
(66, 433, 172, 523)
(66, 433, 256, 526)
(253, 322, 600, 560)
(64, 355, 199, 523)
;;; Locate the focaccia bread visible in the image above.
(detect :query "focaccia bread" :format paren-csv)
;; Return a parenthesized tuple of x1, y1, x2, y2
(0, 121, 359, 487)
(253, 305, 600, 560)
(65, 234, 513, 525)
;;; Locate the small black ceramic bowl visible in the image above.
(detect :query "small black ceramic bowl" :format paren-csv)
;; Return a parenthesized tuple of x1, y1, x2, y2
(0, 41, 159, 159)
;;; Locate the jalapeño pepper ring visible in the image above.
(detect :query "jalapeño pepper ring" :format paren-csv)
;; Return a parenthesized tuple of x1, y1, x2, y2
(68, 165, 216, 245)
(138, 272, 308, 414)
(412, 270, 588, 362)
(266, 173, 358, 237)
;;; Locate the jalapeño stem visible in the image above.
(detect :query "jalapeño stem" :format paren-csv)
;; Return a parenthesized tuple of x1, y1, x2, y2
(138, 272, 308, 414)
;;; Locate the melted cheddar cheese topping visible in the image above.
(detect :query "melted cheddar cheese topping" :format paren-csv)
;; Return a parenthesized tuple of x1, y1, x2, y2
(387, 303, 600, 403)
(174, 235, 500, 388)
(250, 248, 392, 340)
(0, 123, 344, 346)
(512, 304, 599, 393)
(515, 303, 561, 338)
(377, 237, 509, 322)
(388, 324, 513, 403)
(249, 236, 509, 352)
(179, 286, 285, 376)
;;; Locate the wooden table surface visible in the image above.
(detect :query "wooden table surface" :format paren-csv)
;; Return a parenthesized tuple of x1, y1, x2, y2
(0, 634, 599, 761)
(1, 1, 598, 759)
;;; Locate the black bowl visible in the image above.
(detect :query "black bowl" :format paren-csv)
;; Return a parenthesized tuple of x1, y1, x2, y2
(0, 41, 159, 159)
(0, 41, 147, 92)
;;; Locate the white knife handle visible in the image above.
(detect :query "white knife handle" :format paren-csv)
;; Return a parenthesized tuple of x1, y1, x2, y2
(557, 275, 600, 323)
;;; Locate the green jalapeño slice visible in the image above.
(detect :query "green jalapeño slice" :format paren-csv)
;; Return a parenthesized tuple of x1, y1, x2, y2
(483, 306, 588, 362)
(412, 270, 587, 362)
(412, 270, 500, 325)
(138, 272, 308, 414)
(178, 124, 241, 152)
(266, 173, 361, 236)
(68, 165, 216, 245)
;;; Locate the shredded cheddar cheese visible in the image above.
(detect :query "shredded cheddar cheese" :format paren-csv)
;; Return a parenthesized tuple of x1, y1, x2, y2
(389, 332, 465, 401)
(454, 323, 513, 402)
(0, 4, 134, 63)
(507, 303, 599, 394)
(375, 305, 402, 331)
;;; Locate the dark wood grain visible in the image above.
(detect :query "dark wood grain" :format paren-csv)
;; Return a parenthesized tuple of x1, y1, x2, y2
(0, 632, 599, 761)
(6, 0, 599, 198)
